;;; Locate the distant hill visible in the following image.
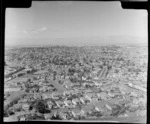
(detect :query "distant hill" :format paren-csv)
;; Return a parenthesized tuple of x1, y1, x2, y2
(5, 35, 147, 47)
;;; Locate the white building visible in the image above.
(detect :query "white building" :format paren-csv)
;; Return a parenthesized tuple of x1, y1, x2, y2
(22, 103, 30, 111)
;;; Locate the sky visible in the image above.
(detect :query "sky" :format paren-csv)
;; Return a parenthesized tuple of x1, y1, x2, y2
(5, 1, 147, 46)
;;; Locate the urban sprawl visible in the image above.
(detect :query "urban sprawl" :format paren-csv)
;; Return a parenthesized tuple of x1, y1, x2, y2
(4, 45, 147, 122)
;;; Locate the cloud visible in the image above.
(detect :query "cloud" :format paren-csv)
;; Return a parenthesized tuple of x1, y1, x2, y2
(37, 27, 47, 32)
(21, 26, 47, 34)
(22, 30, 29, 34)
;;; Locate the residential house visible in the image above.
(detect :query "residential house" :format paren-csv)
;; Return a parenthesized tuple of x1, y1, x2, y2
(38, 82, 43, 86)
(72, 98, 81, 105)
(92, 97, 99, 102)
(118, 113, 129, 117)
(64, 100, 73, 107)
(13, 103, 22, 111)
(63, 90, 72, 96)
(71, 109, 83, 117)
(19, 115, 26, 121)
(55, 100, 65, 108)
(108, 92, 115, 97)
(28, 96, 35, 102)
(47, 100, 54, 109)
(105, 104, 112, 111)
(128, 82, 133, 87)
(97, 92, 110, 100)
(84, 89, 93, 93)
(42, 94, 48, 100)
(82, 83, 88, 87)
(82, 76, 87, 81)
(135, 110, 146, 117)
(139, 97, 146, 105)
(47, 94, 52, 99)
(85, 93, 97, 101)
(51, 92, 61, 100)
(94, 103, 106, 113)
(80, 97, 90, 104)
(134, 85, 147, 92)
(22, 103, 30, 111)
(94, 106, 102, 112)
(94, 82, 102, 87)
(65, 85, 71, 89)
(59, 112, 69, 120)
(82, 105, 94, 115)
(33, 94, 42, 100)
(47, 87, 54, 92)
(85, 94, 93, 101)
(132, 98, 141, 105)
(129, 92, 138, 97)
(93, 76, 99, 80)
(44, 113, 51, 120)
(61, 113, 69, 120)
(19, 98, 28, 103)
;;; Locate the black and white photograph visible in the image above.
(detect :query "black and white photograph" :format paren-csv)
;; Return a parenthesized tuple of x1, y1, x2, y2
(4, 1, 147, 123)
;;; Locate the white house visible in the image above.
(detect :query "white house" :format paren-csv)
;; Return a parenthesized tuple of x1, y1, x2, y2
(22, 103, 30, 111)
(42, 94, 48, 100)
(105, 104, 112, 111)
(47, 101, 53, 109)
(64, 100, 73, 107)
(72, 98, 81, 105)
(71, 109, 82, 117)
(19, 116, 26, 121)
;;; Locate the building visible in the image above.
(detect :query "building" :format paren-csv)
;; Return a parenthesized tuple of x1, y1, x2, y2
(94, 104, 106, 113)
(92, 97, 99, 102)
(72, 98, 81, 105)
(63, 90, 72, 96)
(33, 94, 42, 100)
(129, 92, 138, 97)
(13, 103, 22, 111)
(85, 94, 93, 101)
(59, 112, 69, 120)
(47, 101, 54, 109)
(118, 113, 129, 117)
(55, 100, 65, 108)
(97, 92, 110, 100)
(82, 76, 87, 81)
(84, 89, 93, 93)
(42, 94, 48, 100)
(19, 115, 26, 121)
(105, 104, 112, 111)
(22, 103, 30, 111)
(51, 92, 61, 100)
(64, 100, 73, 107)
(81, 105, 94, 115)
(44, 113, 51, 120)
(80, 97, 90, 104)
(71, 109, 83, 117)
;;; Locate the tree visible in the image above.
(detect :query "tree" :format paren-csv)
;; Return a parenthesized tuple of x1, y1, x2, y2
(6, 108, 15, 116)
(110, 104, 129, 117)
(34, 100, 47, 114)
(4, 111, 9, 117)
(68, 68, 75, 75)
